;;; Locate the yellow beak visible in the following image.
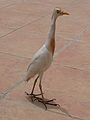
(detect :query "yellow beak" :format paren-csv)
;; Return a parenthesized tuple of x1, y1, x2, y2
(62, 12, 69, 15)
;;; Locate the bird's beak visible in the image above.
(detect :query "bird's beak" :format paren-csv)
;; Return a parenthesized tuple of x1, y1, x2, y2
(62, 11, 69, 15)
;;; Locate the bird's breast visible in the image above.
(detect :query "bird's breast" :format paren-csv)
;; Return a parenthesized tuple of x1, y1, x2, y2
(50, 38, 55, 56)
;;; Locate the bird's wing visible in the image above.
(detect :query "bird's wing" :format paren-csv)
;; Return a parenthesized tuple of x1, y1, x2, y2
(24, 54, 42, 81)
(26, 45, 52, 80)
(27, 45, 48, 72)
(27, 54, 41, 72)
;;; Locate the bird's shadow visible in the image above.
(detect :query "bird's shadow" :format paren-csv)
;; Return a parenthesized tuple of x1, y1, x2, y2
(25, 95, 84, 120)
(26, 95, 59, 110)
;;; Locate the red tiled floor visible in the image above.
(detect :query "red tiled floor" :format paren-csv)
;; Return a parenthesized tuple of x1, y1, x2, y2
(0, 1, 53, 37)
(0, 99, 73, 120)
(8, 64, 90, 119)
(77, 30, 90, 43)
(0, 52, 29, 93)
(55, 41, 90, 70)
(0, 0, 90, 120)
(0, 0, 15, 8)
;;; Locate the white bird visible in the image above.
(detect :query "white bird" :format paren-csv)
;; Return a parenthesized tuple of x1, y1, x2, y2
(25, 7, 69, 109)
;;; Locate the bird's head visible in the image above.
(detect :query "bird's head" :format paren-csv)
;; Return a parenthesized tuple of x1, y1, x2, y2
(52, 7, 69, 19)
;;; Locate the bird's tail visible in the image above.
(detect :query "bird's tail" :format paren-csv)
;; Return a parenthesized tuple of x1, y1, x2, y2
(25, 76, 32, 83)
(23, 71, 32, 83)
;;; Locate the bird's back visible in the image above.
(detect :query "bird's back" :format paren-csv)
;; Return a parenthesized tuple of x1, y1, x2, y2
(25, 45, 53, 81)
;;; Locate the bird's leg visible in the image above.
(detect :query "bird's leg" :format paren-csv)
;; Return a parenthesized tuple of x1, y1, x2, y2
(25, 75, 42, 100)
(25, 74, 59, 109)
(31, 75, 39, 95)
(34, 73, 60, 109)
(38, 73, 47, 109)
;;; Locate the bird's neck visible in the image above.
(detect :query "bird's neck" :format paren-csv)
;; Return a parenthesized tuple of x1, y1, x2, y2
(45, 16, 56, 56)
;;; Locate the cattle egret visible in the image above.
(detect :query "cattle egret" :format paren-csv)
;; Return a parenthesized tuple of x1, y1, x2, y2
(25, 8, 69, 109)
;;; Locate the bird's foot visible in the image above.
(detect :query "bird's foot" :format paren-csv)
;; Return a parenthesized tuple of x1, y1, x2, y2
(25, 91, 43, 101)
(33, 96, 60, 109)
(25, 92, 60, 109)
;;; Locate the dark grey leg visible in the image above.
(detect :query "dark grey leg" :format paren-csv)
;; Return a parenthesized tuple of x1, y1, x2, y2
(31, 75, 39, 94)
(25, 75, 42, 98)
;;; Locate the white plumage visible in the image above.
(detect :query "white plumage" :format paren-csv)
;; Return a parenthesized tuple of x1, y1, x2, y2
(26, 44, 52, 81)
(24, 7, 69, 109)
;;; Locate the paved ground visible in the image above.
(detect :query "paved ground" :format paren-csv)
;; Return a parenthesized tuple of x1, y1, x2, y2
(0, 0, 90, 120)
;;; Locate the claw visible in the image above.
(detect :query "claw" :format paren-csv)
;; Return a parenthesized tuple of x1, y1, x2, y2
(37, 98, 59, 109)
(25, 92, 59, 110)
(46, 98, 56, 102)
(25, 91, 29, 95)
(57, 104, 60, 108)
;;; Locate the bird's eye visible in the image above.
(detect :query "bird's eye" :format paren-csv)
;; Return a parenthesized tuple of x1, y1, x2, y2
(57, 10, 60, 13)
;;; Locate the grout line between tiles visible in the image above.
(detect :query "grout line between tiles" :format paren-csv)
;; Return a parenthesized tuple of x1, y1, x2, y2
(54, 25, 90, 58)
